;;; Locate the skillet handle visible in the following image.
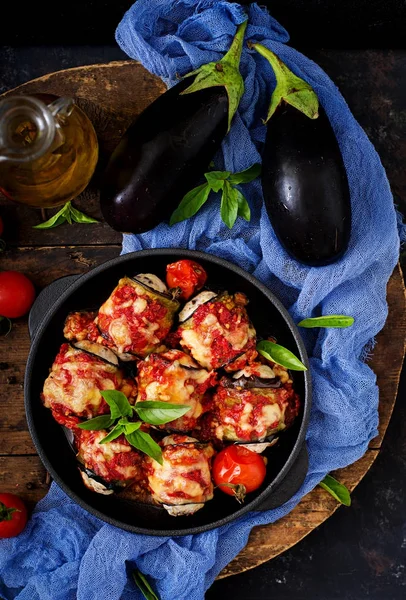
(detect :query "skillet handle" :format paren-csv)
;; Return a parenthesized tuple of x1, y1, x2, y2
(28, 275, 80, 342)
(253, 444, 309, 512)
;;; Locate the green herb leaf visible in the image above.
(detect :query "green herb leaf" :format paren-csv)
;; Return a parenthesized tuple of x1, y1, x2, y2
(33, 202, 70, 229)
(77, 415, 114, 431)
(228, 163, 261, 185)
(319, 474, 351, 506)
(170, 183, 211, 226)
(100, 390, 133, 418)
(298, 315, 355, 329)
(132, 569, 159, 600)
(257, 340, 307, 371)
(123, 421, 142, 435)
(69, 205, 99, 224)
(204, 170, 230, 193)
(135, 401, 192, 425)
(235, 188, 251, 222)
(33, 201, 99, 229)
(99, 422, 125, 444)
(125, 430, 163, 465)
(221, 181, 239, 229)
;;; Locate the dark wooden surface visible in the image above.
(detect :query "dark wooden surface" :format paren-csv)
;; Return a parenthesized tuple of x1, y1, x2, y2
(0, 62, 405, 582)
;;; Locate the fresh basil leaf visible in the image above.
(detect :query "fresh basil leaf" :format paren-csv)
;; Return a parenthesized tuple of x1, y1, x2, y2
(70, 205, 99, 224)
(33, 202, 69, 229)
(235, 188, 251, 222)
(132, 569, 159, 600)
(319, 474, 351, 506)
(123, 421, 142, 435)
(77, 415, 114, 431)
(99, 422, 125, 444)
(228, 163, 261, 185)
(298, 315, 355, 329)
(125, 430, 163, 465)
(220, 181, 239, 229)
(135, 401, 192, 425)
(257, 340, 307, 371)
(170, 183, 211, 225)
(204, 170, 231, 193)
(100, 390, 133, 418)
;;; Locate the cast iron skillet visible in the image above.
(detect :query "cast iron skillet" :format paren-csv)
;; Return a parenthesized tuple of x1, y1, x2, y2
(25, 249, 312, 536)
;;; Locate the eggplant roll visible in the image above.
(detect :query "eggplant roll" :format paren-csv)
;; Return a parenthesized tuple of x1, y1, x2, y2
(41, 343, 137, 426)
(177, 292, 257, 370)
(94, 276, 179, 358)
(209, 363, 300, 442)
(63, 310, 98, 342)
(136, 349, 216, 431)
(145, 434, 215, 515)
(75, 429, 146, 495)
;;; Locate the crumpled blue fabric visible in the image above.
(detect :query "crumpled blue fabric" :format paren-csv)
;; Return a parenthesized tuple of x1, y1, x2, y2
(0, 2, 401, 599)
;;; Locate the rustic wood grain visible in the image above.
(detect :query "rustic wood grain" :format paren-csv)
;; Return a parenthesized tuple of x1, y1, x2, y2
(0, 62, 404, 579)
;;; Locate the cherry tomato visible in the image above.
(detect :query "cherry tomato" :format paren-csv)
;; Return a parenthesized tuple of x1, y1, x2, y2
(166, 260, 208, 300)
(213, 445, 266, 495)
(0, 493, 28, 538)
(0, 271, 36, 318)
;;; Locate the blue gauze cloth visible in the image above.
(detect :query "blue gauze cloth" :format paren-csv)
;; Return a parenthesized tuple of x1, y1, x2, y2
(0, 2, 402, 599)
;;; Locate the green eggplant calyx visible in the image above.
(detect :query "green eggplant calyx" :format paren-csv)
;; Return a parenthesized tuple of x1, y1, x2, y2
(249, 42, 319, 122)
(181, 20, 248, 131)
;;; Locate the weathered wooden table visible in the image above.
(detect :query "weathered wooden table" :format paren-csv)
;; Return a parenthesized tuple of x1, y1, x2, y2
(0, 62, 405, 578)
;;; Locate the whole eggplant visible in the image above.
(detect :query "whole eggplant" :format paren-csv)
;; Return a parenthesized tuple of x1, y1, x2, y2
(252, 43, 351, 267)
(101, 80, 228, 233)
(262, 104, 351, 266)
(101, 21, 247, 234)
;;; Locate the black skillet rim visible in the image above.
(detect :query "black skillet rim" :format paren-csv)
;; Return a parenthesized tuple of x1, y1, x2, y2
(24, 248, 312, 537)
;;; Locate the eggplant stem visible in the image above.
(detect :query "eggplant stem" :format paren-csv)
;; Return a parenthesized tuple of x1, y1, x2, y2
(250, 43, 319, 122)
(181, 20, 248, 131)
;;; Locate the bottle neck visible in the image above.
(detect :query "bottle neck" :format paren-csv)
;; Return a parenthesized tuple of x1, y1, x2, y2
(0, 95, 74, 164)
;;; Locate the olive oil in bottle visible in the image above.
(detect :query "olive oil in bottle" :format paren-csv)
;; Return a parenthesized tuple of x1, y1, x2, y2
(0, 94, 98, 208)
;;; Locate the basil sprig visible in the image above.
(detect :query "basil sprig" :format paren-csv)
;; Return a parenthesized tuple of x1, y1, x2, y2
(135, 401, 191, 425)
(33, 201, 99, 229)
(257, 340, 307, 372)
(170, 163, 260, 229)
(319, 474, 351, 506)
(132, 569, 159, 600)
(298, 315, 354, 328)
(77, 390, 191, 464)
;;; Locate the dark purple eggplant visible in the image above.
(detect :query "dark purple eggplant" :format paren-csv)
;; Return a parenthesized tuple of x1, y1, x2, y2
(252, 44, 351, 266)
(101, 21, 247, 234)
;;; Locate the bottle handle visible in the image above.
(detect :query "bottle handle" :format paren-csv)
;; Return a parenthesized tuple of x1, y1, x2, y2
(48, 97, 75, 119)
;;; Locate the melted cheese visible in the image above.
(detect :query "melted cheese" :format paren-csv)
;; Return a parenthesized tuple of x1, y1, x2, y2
(181, 310, 254, 369)
(78, 431, 138, 481)
(42, 351, 119, 416)
(147, 440, 214, 505)
(138, 357, 211, 419)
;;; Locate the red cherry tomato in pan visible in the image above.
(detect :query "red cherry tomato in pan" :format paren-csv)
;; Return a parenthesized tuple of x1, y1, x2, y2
(166, 259, 208, 300)
(0, 493, 28, 538)
(213, 445, 266, 495)
(0, 271, 36, 318)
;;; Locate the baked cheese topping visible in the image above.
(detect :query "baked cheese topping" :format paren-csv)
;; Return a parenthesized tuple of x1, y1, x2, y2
(137, 350, 215, 430)
(42, 344, 136, 420)
(146, 435, 214, 505)
(76, 430, 143, 482)
(95, 277, 178, 358)
(178, 293, 256, 370)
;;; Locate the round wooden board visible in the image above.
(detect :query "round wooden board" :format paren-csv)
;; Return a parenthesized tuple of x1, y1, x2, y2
(3, 62, 406, 578)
